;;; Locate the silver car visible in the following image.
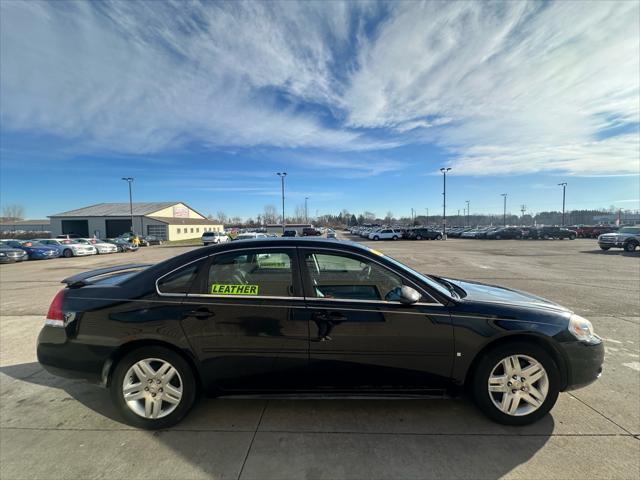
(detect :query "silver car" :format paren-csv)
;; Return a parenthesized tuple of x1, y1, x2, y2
(76, 238, 118, 254)
(35, 239, 97, 258)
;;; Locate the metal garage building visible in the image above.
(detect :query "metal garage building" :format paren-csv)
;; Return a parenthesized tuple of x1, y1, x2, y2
(49, 202, 223, 241)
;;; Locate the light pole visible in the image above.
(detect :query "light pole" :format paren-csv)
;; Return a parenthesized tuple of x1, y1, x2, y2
(276, 172, 287, 233)
(121, 177, 134, 233)
(440, 167, 451, 238)
(305, 196, 309, 224)
(501, 193, 508, 226)
(425, 208, 429, 225)
(465, 200, 470, 227)
(558, 182, 567, 226)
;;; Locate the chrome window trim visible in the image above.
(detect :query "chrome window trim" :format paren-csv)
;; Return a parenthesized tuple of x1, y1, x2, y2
(155, 244, 446, 307)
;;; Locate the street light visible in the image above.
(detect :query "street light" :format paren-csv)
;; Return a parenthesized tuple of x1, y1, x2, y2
(465, 200, 470, 227)
(304, 196, 309, 224)
(501, 193, 508, 227)
(276, 172, 287, 233)
(558, 182, 567, 226)
(121, 177, 134, 233)
(440, 167, 451, 238)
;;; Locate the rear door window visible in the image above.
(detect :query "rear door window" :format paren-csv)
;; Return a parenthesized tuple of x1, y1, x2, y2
(157, 259, 205, 294)
(201, 249, 296, 297)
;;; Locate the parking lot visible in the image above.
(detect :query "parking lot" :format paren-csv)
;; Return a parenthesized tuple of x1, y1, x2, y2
(1, 236, 638, 479)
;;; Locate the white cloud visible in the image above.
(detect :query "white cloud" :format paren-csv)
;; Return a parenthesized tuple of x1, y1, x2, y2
(342, 1, 640, 175)
(1, 1, 638, 176)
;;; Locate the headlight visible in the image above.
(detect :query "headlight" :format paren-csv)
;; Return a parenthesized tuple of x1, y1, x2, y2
(569, 314, 599, 343)
(0, 253, 5, 256)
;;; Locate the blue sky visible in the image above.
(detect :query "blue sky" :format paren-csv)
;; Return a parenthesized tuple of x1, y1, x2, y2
(1, 1, 639, 220)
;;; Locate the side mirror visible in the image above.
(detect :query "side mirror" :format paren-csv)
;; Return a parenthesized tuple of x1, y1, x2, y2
(386, 285, 421, 304)
(398, 285, 421, 304)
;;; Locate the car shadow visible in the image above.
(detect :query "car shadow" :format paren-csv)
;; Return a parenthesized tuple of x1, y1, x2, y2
(580, 249, 639, 256)
(2, 362, 555, 479)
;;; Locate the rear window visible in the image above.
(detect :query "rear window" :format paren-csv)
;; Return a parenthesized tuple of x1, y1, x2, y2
(157, 260, 204, 294)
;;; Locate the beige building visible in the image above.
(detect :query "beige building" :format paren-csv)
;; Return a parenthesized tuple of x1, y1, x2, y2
(49, 202, 222, 241)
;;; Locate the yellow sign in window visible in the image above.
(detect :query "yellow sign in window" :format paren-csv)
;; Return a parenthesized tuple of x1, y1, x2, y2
(210, 284, 259, 295)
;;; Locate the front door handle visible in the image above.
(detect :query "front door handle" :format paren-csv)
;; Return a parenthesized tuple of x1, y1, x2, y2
(185, 308, 215, 319)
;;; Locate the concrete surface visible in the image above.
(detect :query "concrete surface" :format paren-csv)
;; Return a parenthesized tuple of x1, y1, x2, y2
(1, 237, 638, 479)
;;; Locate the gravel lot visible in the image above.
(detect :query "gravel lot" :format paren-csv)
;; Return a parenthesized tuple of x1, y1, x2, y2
(1, 237, 639, 480)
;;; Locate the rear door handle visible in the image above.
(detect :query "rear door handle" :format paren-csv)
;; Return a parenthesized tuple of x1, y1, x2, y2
(185, 308, 215, 319)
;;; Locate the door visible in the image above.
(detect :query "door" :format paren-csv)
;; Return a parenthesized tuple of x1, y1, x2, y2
(300, 248, 453, 391)
(174, 247, 309, 392)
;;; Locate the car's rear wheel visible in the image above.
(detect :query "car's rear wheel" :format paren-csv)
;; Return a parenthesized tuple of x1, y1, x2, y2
(471, 342, 559, 425)
(624, 240, 638, 252)
(392, 235, 398, 241)
(436, 234, 442, 240)
(110, 346, 196, 429)
(416, 235, 422, 240)
(373, 236, 379, 241)
(62, 249, 73, 258)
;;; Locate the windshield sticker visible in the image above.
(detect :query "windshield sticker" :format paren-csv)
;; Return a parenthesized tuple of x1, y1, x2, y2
(210, 284, 259, 295)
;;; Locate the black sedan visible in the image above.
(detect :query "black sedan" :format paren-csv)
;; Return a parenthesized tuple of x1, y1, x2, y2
(484, 227, 524, 240)
(37, 238, 603, 429)
(408, 228, 443, 240)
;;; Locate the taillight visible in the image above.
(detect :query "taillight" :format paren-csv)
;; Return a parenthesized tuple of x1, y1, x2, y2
(45, 290, 65, 327)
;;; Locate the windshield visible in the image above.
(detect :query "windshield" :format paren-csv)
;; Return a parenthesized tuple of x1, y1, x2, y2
(378, 253, 453, 298)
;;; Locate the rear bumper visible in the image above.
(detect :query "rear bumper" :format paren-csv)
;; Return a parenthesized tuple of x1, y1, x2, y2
(563, 340, 605, 391)
(37, 326, 111, 385)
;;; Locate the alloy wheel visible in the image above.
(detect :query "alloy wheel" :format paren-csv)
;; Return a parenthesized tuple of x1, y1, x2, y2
(488, 354, 548, 416)
(122, 358, 183, 419)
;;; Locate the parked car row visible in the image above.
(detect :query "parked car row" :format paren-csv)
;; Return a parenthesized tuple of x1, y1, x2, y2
(0, 234, 162, 263)
(448, 226, 578, 240)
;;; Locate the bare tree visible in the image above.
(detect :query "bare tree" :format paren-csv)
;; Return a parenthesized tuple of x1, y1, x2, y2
(363, 211, 376, 222)
(263, 205, 278, 224)
(294, 204, 306, 223)
(385, 211, 393, 223)
(2, 204, 25, 221)
(216, 211, 228, 224)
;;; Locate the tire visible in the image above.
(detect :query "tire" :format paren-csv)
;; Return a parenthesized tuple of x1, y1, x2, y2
(63, 249, 73, 258)
(624, 240, 638, 252)
(416, 235, 422, 240)
(373, 236, 379, 241)
(568, 234, 576, 240)
(392, 236, 398, 241)
(600, 246, 610, 251)
(495, 235, 501, 240)
(471, 342, 560, 426)
(436, 234, 442, 240)
(110, 346, 197, 430)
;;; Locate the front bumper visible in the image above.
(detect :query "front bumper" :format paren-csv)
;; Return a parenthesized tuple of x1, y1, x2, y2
(563, 339, 605, 391)
(598, 239, 623, 248)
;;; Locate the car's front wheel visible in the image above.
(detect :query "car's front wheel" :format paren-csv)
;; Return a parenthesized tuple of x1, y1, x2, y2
(624, 240, 638, 252)
(471, 342, 559, 425)
(110, 346, 197, 429)
(599, 246, 610, 251)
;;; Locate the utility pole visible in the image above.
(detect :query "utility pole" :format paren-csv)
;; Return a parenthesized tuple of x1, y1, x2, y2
(440, 167, 451, 238)
(465, 200, 470, 227)
(520, 205, 527, 225)
(276, 172, 287, 233)
(121, 177, 134, 233)
(501, 193, 508, 227)
(305, 197, 309, 224)
(426, 208, 429, 225)
(558, 182, 567, 226)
